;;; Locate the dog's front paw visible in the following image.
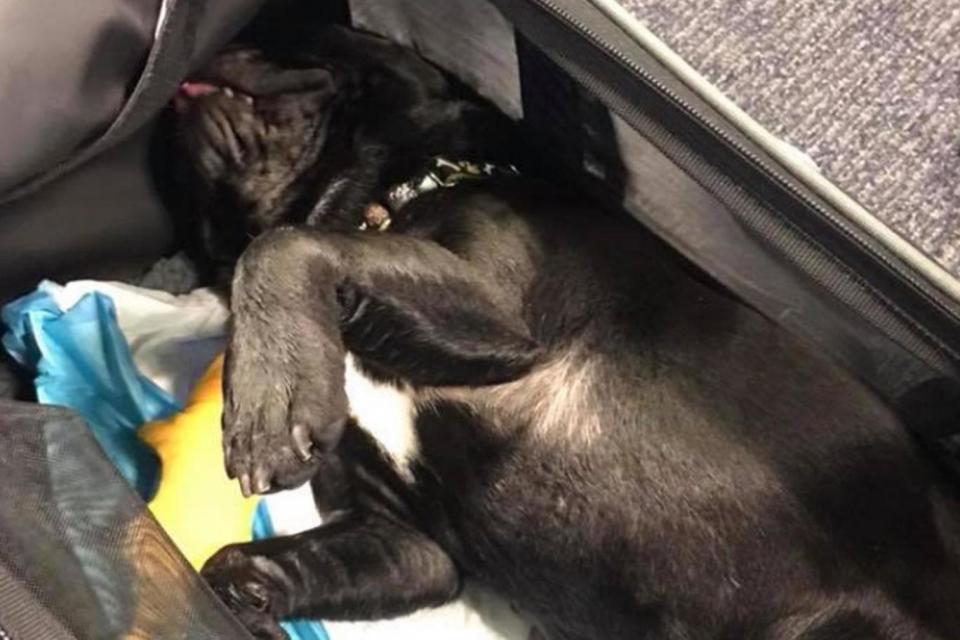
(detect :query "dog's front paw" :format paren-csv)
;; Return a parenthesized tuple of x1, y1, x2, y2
(203, 545, 292, 640)
(223, 314, 348, 496)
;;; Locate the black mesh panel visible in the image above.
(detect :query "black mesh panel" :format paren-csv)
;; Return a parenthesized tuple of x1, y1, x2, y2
(0, 401, 252, 640)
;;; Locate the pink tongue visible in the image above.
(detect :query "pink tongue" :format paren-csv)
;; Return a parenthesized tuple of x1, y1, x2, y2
(179, 81, 219, 98)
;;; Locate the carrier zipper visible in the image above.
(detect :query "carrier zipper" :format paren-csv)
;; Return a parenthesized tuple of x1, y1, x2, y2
(521, 0, 960, 359)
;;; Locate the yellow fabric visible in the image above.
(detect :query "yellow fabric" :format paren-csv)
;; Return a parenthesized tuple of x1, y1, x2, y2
(141, 355, 257, 570)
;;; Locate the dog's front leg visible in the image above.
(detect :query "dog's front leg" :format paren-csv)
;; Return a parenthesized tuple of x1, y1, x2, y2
(224, 226, 541, 496)
(202, 513, 460, 639)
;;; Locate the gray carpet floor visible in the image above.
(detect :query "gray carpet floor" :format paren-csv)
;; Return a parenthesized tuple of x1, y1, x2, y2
(623, 0, 960, 277)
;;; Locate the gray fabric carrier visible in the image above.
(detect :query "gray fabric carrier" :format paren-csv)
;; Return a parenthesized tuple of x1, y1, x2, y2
(0, 0, 958, 637)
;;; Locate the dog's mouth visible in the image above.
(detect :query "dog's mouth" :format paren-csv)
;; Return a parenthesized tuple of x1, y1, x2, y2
(174, 80, 255, 112)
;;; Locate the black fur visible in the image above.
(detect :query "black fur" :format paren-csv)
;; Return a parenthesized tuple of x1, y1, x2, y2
(162, 25, 960, 640)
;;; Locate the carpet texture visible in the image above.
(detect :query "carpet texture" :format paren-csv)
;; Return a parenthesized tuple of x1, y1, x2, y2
(623, 0, 960, 276)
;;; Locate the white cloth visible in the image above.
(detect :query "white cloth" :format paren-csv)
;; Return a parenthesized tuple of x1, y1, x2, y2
(324, 585, 532, 640)
(40, 280, 229, 406)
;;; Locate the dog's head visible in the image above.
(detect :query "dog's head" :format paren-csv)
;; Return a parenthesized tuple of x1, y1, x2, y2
(160, 25, 508, 269)
(171, 45, 342, 229)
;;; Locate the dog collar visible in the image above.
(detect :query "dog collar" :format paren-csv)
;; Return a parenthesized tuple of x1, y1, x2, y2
(387, 156, 519, 210)
(361, 156, 518, 232)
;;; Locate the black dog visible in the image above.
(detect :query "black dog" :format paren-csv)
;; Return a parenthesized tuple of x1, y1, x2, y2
(164, 25, 960, 640)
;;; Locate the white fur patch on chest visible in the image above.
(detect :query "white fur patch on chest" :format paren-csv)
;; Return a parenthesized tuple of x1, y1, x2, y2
(343, 354, 419, 477)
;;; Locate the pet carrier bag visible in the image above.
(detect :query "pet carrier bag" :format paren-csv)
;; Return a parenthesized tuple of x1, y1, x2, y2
(1, 0, 958, 638)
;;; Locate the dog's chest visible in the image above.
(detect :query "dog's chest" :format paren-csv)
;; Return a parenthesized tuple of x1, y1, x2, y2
(343, 354, 419, 476)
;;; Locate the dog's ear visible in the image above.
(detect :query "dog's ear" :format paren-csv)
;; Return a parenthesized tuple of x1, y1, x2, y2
(248, 61, 347, 100)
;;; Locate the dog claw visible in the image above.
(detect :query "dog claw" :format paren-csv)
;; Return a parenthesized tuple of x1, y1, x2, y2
(291, 423, 314, 461)
(240, 473, 253, 498)
(223, 446, 234, 477)
(253, 467, 272, 494)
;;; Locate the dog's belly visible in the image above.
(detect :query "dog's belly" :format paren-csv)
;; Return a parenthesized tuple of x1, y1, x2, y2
(338, 352, 960, 639)
(339, 362, 601, 609)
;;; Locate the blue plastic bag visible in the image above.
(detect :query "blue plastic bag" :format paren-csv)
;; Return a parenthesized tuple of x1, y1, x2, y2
(2, 283, 177, 498)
